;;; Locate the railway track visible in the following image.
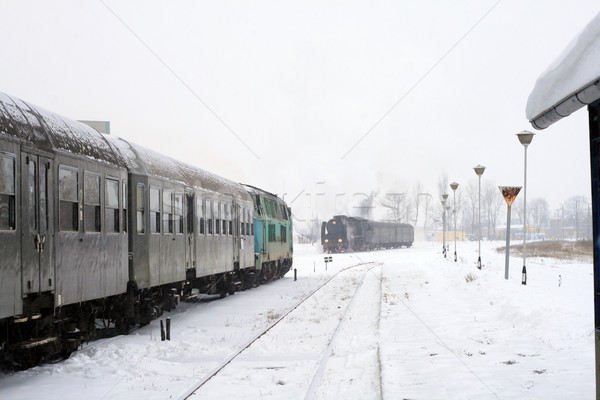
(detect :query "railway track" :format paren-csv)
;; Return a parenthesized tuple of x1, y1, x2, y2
(178, 261, 383, 400)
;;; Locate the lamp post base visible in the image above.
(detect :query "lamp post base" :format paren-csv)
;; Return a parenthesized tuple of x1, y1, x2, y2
(477, 256, 482, 270)
(454, 251, 457, 262)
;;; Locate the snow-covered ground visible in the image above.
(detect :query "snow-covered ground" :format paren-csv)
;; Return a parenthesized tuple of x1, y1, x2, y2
(0, 241, 593, 399)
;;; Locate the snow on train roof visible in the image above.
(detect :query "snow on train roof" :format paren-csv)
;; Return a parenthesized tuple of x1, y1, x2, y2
(106, 135, 249, 199)
(526, 12, 600, 129)
(0, 91, 121, 165)
(0, 91, 249, 200)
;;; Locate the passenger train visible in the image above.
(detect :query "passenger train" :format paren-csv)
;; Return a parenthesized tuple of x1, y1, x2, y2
(0, 91, 293, 367)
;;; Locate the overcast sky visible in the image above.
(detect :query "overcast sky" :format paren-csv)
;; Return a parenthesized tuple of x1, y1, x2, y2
(1, 1, 598, 225)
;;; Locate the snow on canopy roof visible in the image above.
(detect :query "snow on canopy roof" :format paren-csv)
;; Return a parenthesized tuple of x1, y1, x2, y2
(526, 12, 600, 130)
(0, 91, 122, 165)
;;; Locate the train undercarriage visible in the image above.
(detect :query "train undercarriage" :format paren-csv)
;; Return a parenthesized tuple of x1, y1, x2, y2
(0, 259, 292, 369)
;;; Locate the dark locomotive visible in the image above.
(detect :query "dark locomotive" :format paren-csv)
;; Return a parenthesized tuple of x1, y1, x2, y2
(321, 215, 414, 253)
(0, 91, 293, 367)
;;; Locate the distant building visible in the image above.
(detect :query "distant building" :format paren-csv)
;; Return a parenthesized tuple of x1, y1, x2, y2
(78, 120, 110, 135)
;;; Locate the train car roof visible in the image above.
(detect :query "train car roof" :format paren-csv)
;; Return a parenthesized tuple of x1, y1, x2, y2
(243, 184, 286, 204)
(106, 135, 250, 200)
(0, 91, 251, 201)
(0, 91, 123, 166)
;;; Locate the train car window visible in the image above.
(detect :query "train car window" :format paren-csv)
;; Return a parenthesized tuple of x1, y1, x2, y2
(225, 203, 231, 235)
(268, 223, 276, 242)
(150, 186, 161, 233)
(174, 193, 184, 234)
(254, 195, 262, 216)
(122, 180, 127, 233)
(207, 199, 213, 235)
(281, 225, 287, 243)
(163, 189, 173, 234)
(196, 196, 205, 235)
(105, 178, 119, 233)
(240, 207, 245, 236)
(280, 204, 288, 220)
(136, 183, 145, 234)
(59, 166, 79, 231)
(0, 154, 16, 230)
(215, 201, 221, 235)
(186, 195, 194, 234)
(84, 172, 101, 232)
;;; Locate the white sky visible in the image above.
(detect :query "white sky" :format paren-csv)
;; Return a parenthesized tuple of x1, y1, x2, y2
(1, 1, 598, 223)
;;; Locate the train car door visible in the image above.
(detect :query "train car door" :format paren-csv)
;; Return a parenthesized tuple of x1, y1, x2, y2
(232, 202, 240, 268)
(185, 193, 196, 271)
(20, 153, 54, 295)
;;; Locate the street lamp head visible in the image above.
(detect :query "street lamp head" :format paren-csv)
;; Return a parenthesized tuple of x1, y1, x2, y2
(442, 193, 449, 201)
(473, 165, 486, 176)
(450, 182, 459, 191)
(517, 130, 535, 146)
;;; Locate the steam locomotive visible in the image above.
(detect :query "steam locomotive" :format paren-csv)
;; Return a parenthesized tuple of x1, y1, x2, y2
(321, 215, 413, 252)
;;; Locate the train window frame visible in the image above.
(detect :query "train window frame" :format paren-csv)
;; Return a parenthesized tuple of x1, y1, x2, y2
(84, 171, 101, 233)
(268, 223, 276, 242)
(104, 177, 120, 234)
(0, 152, 16, 231)
(207, 199, 213, 235)
(174, 192, 184, 235)
(196, 196, 205, 235)
(215, 201, 221, 235)
(163, 189, 173, 234)
(58, 165, 79, 232)
(281, 225, 287, 243)
(224, 202, 231, 236)
(136, 183, 145, 234)
(150, 185, 161, 234)
(240, 207, 245, 236)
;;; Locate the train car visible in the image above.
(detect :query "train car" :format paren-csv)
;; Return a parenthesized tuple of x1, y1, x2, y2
(244, 185, 293, 282)
(0, 91, 292, 367)
(0, 92, 130, 364)
(321, 215, 413, 252)
(106, 137, 256, 327)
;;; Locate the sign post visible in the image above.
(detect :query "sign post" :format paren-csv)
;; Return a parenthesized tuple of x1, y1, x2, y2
(324, 256, 332, 270)
(499, 186, 521, 280)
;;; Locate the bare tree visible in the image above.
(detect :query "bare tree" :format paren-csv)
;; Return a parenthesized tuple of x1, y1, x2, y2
(483, 181, 503, 238)
(380, 193, 410, 222)
(563, 195, 589, 239)
(465, 180, 478, 235)
(529, 197, 549, 234)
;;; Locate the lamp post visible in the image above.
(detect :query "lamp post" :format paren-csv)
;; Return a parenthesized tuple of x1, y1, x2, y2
(517, 131, 534, 285)
(445, 205, 451, 254)
(473, 165, 486, 269)
(441, 194, 448, 257)
(450, 182, 459, 262)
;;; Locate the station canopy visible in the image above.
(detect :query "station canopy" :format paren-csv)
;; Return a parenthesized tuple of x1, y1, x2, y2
(526, 12, 600, 130)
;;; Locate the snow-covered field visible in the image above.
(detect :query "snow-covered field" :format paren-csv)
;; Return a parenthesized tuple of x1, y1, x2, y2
(0, 241, 593, 399)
